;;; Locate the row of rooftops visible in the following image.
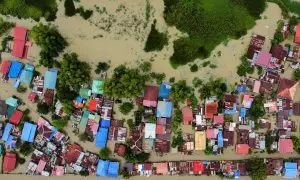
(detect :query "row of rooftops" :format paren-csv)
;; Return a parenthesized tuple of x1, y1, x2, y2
(122, 159, 300, 178)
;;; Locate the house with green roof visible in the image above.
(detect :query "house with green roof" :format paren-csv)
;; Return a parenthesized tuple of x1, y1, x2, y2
(5, 97, 18, 108)
(92, 79, 103, 95)
(79, 88, 91, 99)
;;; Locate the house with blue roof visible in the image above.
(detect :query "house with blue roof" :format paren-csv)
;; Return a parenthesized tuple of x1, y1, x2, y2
(19, 64, 34, 85)
(107, 161, 119, 177)
(284, 162, 297, 178)
(5, 97, 18, 108)
(8, 61, 23, 78)
(156, 101, 172, 118)
(21, 122, 37, 142)
(1, 123, 13, 142)
(100, 119, 111, 128)
(217, 131, 223, 148)
(96, 160, 119, 177)
(158, 83, 171, 98)
(44, 69, 58, 90)
(240, 107, 246, 118)
(96, 128, 108, 148)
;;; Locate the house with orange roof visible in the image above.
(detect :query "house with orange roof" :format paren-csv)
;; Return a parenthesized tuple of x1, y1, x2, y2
(205, 102, 218, 119)
(235, 144, 249, 155)
(277, 78, 298, 100)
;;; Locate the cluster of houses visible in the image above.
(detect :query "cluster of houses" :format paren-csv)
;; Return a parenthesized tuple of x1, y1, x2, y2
(121, 159, 300, 178)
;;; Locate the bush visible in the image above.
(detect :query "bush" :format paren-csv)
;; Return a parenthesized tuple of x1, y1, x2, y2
(126, 119, 134, 129)
(291, 136, 300, 154)
(192, 77, 203, 88)
(64, 0, 76, 17)
(17, 85, 27, 93)
(170, 80, 192, 103)
(202, 61, 210, 67)
(294, 69, 300, 81)
(99, 147, 111, 159)
(190, 64, 198, 72)
(19, 142, 34, 156)
(257, 66, 263, 75)
(150, 72, 166, 84)
(139, 61, 152, 72)
(52, 119, 68, 131)
(79, 170, 89, 176)
(1, 35, 13, 52)
(169, 77, 175, 83)
(119, 102, 134, 115)
(237, 56, 254, 76)
(144, 20, 168, 52)
(248, 158, 267, 180)
(37, 102, 50, 114)
(18, 157, 26, 164)
(78, 133, 89, 142)
(250, 95, 265, 128)
(95, 62, 110, 74)
(76, 6, 93, 19)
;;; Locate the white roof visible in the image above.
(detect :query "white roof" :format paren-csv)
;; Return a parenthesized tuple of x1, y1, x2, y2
(145, 123, 156, 139)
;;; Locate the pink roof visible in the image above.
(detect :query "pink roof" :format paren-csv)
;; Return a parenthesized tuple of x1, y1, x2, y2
(13, 27, 27, 41)
(295, 24, 300, 43)
(9, 109, 23, 125)
(0, 60, 11, 74)
(236, 144, 249, 155)
(52, 166, 64, 176)
(256, 51, 272, 68)
(182, 106, 193, 125)
(279, 139, 293, 154)
(142, 100, 157, 107)
(206, 128, 216, 139)
(36, 160, 46, 173)
(38, 117, 47, 126)
(3, 152, 16, 172)
(12, 27, 28, 59)
(12, 40, 26, 58)
(243, 94, 254, 108)
(214, 115, 224, 124)
(156, 163, 168, 175)
(28, 91, 36, 102)
(253, 80, 261, 93)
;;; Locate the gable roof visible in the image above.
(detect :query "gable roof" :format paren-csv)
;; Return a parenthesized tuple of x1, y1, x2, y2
(8, 61, 23, 78)
(158, 83, 171, 98)
(44, 69, 58, 90)
(96, 160, 109, 177)
(19, 64, 34, 85)
(156, 101, 172, 118)
(182, 106, 193, 125)
(92, 79, 103, 94)
(96, 128, 108, 148)
(3, 152, 16, 172)
(0, 60, 11, 74)
(21, 122, 37, 142)
(214, 115, 224, 125)
(145, 123, 156, 139)
(278, 139, 293, 154)
(12, 27, 27, 59)
(143, 85, 159, 107)
(256, 51, 272, 68)
(294, 24, 300, 44)
(205, 102, 218, 119)
(9, 109, 22, 125)
(235, 144, 249, 155)
(195, 131, 206, 150)
(270, 44, 287, 60)
(277, 78, 298, 100)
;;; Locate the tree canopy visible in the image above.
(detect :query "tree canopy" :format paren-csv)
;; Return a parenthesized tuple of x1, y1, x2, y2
(103, 65, 148, 98)
(248, 158, 267, 180)
(170, 80, 192, 103)
(119, 102, 134, 115)
(99, 147, 111, 159)
(144, 20, 168, 52)
(29, 24, 67, 67)
(198, 78, 227, 100)
(249, 95, 265, 124)
(294, 69, 300, 81)
(59, 53, 91, 90)
(37, 102, 50, 114)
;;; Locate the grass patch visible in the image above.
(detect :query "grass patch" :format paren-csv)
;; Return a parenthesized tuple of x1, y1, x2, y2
(0, 0, 58, 21)
(164, 0, 265, 67)
(144, 20, 168, 52)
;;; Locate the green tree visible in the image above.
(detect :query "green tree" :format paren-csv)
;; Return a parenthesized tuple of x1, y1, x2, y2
(59, 53, 91, 90)
(79, 170, 89, 176)
(126, 119, 134, 129)
(171, 131, 184, 148)
(29, 24, 67, 67)
(52, 119, 68, 130)
(37, 102, 50, 114)
(291, 136, 300, 154)
(103, 65, 148, 98)
(169, 77, 175, 83)
(62, 101, 74, 115)
(198, 78, 227, 100)
(56, 84, 78, 102)
(144, 20, 168, 52)
(120, 169, 131, 179)
(17, 157, 26, 164)
(99, 147, 111, 159)
(64, 0, 76, 17)
(248, 158, 267, 180)
(76, 6, 93, 19)
(95, 62, 110, 74)
(294, 69, 300, 81)
(170, 80, 192, 103)
(0, 17, 15, 36)
(150, 72, 166, 84)
(190, 64, 198, 72)
(204, 146, 213, 155)
(119, 102, 134, 115)
(249, 95, 265, 127)
(79, 133, 89, 142)
(139, 61, 152, 72)
(17, 85, 27, 93)
(19, 142, 34, 156)
(124, 147, 150, 163)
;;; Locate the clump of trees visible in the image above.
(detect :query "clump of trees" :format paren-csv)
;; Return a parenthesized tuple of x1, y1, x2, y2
(124, 146, 150, 163)
(76, 6, 93, 20)
(170, 80, 192, 103)
(150, 72, 166, 84)
(99, 147, 111, 159)
(103, 65, 148, 98)
(17, 85, 27, 93)
(265, 130, 276, 154)
(95, 62, 110, 74)
(78, 133, 89, 142)
(139, 61, 152, 72)
(272, 20, 285, 44)
(119, 102, 134, 115)
(248, 158, 267, 180)
(59, 53, 91, 90)
(198, 78, 227, 100)
(37, 102, 50, 114)
(144, 20, 168, 52)
(237, 56, 255, 76)
(0, 18, 15, 36)
(249, 95, 265, 127)
(19, 142, 34, 156)
(1, 35, 13, 52)
(291, 136, 300, 154)
(190, 64, 198, 72)
(171, 130, 184, 148)
(64, 0, 76, 17)
(29, 24, 67, 67)
(52, 119, 68, 131)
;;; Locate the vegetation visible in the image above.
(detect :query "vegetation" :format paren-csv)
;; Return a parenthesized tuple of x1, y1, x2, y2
(198, 78, 227, 100)
(265, 130, 276, 154)
(56, 83, 78, 103)
(52, 119, 68, 131)
(76, 6, 93, 20)
(95, 62, 110, 74)
(249, 95, 265, 127)
(19, 142, 34, 156)
(119, 102, 134, 115)
(0, 18, 15, 36)
(17, 157, 26, 164)
(294, 69, 300, 81)
(202, 61, 210, 68)
(192, 77, 203, 88)
(134, 106, 144, 126)
(103, 65, 148, 98)
(280, 0, 300, 16)
(79, 170, 89, 176)
(23, 109, 30, 116)
(172, 109, 183, 134)
(59, 53, 91, 90)
(62, 101, 74, 115)
(190, 64, 198, 72)
(204, 146, 213, 155)
(144, 20, 168, 52)
(29, 24, 67, 67)
(0, 0, 58, 21)
(126, 119, 134, 129)
(1, 35, 13, 52)
(17, 85, 27, 93)
(171, 130, 184, 148)
(164, 0, 265, 66)
(291, 136, 300, 154)
(37, 102, 50, 114)
(64, 0, 76, 17)
(124, 146, 150, 163)
(99, 147, 111, 159)
(272, 20, 285, 44)
(257, 66, 263, 76)
(139, 61, 152, 72)
(170, 80, 192, 103)
(150, 72, 166, 84)
(78, 133, 89, 142)
(169, 77, 175, 83)
(288, 16, 299, 34)
(120, 169, 131, 179)
(237, 56, 255, 76)
(248, 158, 267, 180)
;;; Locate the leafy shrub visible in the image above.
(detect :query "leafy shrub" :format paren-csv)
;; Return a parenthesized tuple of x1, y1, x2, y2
(126, 119, 134, 129)
(169, 77, 175, 83)
(99, 147, 111, 159)
(79, 170, 89, 176)
(0, 18, 15, 36)
(1, 35, 13, 52)
(76, 6, 93, 19)
(19, 142, 34, 156)
(17, 85, 27, 93)
(95, 62, 110, 74)
(52, 119, 68, 131)
(202, 61, 210, 67)
(17, 157, 26, 164)
(119, 102, 134, 115)
(294, 69, 300, 81)
(64, 0, 76, 17)
(190, 64, 198, 72)
(37, 102, 50, 114)
(139, 61, 152, 72)
(150, 72, 166, 84)
(144, 20, 168, 52)
(78, 133, 88, 142)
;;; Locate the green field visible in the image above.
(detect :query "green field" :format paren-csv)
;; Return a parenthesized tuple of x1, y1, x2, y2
(164, 0, 266, 67)
(0, 0, 58, 21)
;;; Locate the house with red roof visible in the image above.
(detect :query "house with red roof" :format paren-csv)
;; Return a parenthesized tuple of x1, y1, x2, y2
(205, 102, 218, 119)
(154, 162, 168, 175)
(294, 24, 300, 44)
(277, 78, 298, 100)
(235, 144, 249, 155)
(28, 91, 37, 103)
(193, 161, 204, 175)
(213, 115, 224, 125)
(63, 143, 83, 164)
(278, 139, 293, 154)
(12, 27, 31, 59)
(143, 85, 159, 107)
(114, 143, 126, 156)
(3, 152, 17, 172)
(9, 109, 23, 125)
(182, 106, 193, 125)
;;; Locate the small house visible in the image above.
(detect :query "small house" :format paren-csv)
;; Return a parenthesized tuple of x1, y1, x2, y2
(235, 144, 249, 155)
(9, 109, 22, 125)
(195, 131, 206, 151)
(2, 152, 17, 172)
(205, 102, 218, 119)
(0, 60, 11, 80)
(12, 27, 30, 59)
(213, 115, 224, 125)
(270, 44, 287, 62)
(8, 61, 23, 78)
(255, 51, 272, 68)
(145, 123, 156, 139)
(0, 100, 8, 118)
(95, 128, 108, 148)
(21, 122, 37, 142)
(63, 143, 83, 165)
(283, 162, 297, 178)
(114, 143, 126, 156)
(158, 82, 171, 99)
(155, 139, 170, 153)
(154, 162, 168, 175)
(192, 161, 205, 175)
(28, 91, 37, 103)
(277, 78, 298, 100)
(182, 106, 193, 125)
(266, 159, 283, 176)
(278, 139, 293, 154)
(247, 35, 265, 59)
(19, 64, 34, 85)
(137, 163, 152, 176)
(44, 69, 58, 90)
(130, 128, 143, 153)
(156, 101, 172, 118)
(143, 85, 159, 107)
(264, 99, 278, 113)
(43, 89, 54, 105)
(92, 79, 103, 95)
(242, 94, 254, 109)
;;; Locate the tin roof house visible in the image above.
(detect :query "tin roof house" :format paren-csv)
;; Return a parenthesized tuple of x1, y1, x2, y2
(143, 85, 159, 107)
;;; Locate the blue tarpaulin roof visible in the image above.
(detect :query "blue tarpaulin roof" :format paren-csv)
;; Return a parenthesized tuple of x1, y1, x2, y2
(234, 171, 240, 178)
(96, 160, 109, 177)
(217, 131, 224, 147)
(8, 61, 23, 78)
(240, 107, 246, 117)
(21, 122, 37, 142)
(224, 103, 237, 115)
(284, 162, 297, 178)
(236, 85, 246, 93)
(44, 69, 58, 90)
(158, 83, 171, 98)
(101, 119, 110, 128)
(108, 162, 119, 177)
(96, 128, 108, 148)
(1, 123, 13, 141)
(156, 101, 172, 118)
(76, 97, 84, 103)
